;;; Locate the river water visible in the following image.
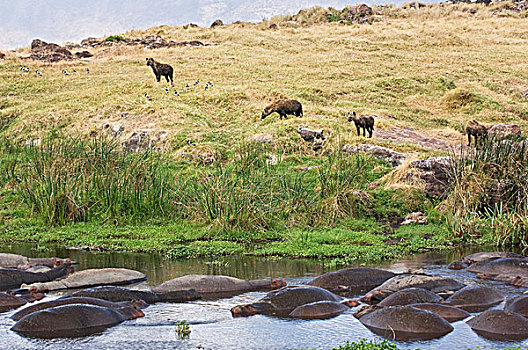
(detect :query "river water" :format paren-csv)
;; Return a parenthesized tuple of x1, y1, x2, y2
(0, 243, 526, 350)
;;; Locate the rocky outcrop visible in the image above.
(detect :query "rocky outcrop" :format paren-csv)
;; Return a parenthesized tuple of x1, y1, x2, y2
(74, 50, 93, 58)
(488, 123, 521, 139)
(122, 129, 169, 155)
(407, 157, 452, 199)
(401, 212, 428, 225)
(247, 133, 274, 144)
(210, 19, 224, 28)
(27, 39, 73, 62)
(342, 144, 406, 166)
(80, 35, 206, 50)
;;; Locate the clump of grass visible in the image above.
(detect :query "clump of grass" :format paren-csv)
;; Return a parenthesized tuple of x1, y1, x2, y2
(105, 35, 126, 42)
(175, 320, 191, 339)
(445, 136, 528, 245)
(442, 89, 480, 110)
(331, 338, 399, 350)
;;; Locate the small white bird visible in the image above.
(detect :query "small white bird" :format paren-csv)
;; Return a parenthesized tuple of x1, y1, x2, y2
(86, 68, 90, 74)
(165, 87, 169, 93)
(207, 81, 213, 87)
(174, 91, 179, 96)
(62, 70, 69, 75)
(185, 83, 189, 90)
(204, 85, 208, 91)
(36, 70, 42, 76)
(144, 93, 152, 101)
(194, 80, 199, 86)
(187, 140, 196, 146)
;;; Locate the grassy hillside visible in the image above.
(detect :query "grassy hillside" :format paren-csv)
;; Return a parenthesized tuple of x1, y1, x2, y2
(0, 2, 527, 261)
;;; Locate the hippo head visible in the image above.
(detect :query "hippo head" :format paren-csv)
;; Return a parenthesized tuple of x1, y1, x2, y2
(271, 279, 286, 290)
(342, 299, 359, 308)
(117, 305, 145, 320)
(347, 111, 357, 122)
(231, 304, 260, 317)
(54, 258, 72, 267)
(129, 299, 149, 309)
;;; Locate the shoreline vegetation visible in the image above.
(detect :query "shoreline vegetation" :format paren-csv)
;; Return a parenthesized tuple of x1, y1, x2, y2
(1, 1, 528, 263)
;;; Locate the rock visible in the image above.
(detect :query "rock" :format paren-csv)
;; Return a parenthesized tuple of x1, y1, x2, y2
(122, 129, 168, 154)
(153, 275, 286, 298)
(0, 52, 5, 59)
(447, 260, 468, 270)
(377, 288, 443, 307)
(345, 4, 372, 17)
(210, 19, 224, 28)
(409, 303, 470, 322)
(29, 39, 73, 62)
(467, 309, 528, 341)
(408, 156, 452, 199)
(0, 264, 73, 289)
(231, 286, 347, 317)
(307, 267, 395, 294)
(20, 268, 147, 292)
(81, 37, 100, 47)
(361, 274, 465, 303)
(342, 144, 406, 166)
(11, 304, 144, 338)
(401, 212, 428, 225)
(359, 305, 453, 340)
(269, 23, 279, 30)
(488, 123, 521, 139)
(65, 286, 201, 304)
(248, 133, 274, 144)
(446, 285, 505, 312)
(74, 50, 93, 58)
(289, 300, 349, 319)
(101, 123, 124, 137)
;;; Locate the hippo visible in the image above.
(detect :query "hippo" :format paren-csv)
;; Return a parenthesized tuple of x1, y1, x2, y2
(408, 303, 470, 322)
(447, 260, 468, 270)
(153, 274, 286, 298)
(11, 303, 144, 338)
(467, 309, 528, 341)
(467, 257, 528, 276)
(463, 252, 524, 265)
(361, 274, 465, 303)
(358, 305, 453, 340)
(446, 285, 505, 312)
(11, 297, 147, 321)
(377, 288, 443, 307)
(0, 253, 70, 269)
(288, 301, 350, 320)
(65, 286, 202, 303)
(21, 268, 147, 292)
(231, 286, 354, 317)
(504, 295, 528, 317)
(0, 264, 73, 288)
(307, 268, 395, 294)
(0, 292, 44, 313)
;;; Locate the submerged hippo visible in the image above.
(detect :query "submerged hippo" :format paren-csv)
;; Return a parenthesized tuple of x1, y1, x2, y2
(409, 303, 470, 322)
(307, 268, 395, 294)
(446, 285, 505, 312)
(0, 264, 73, 288)
(361, 274, 465, 303)
(66, 286, 202, 304)
(11, 297, 147, 321)
(504, 295, 528, 317)
(11, 303, 144, 338)
(0, 253, 71, 269)
(467, 257, 528, 276)
(21, 268, 147, 292)
(0, 292, 44, 313)
(377, 288, 443, 307)
(153, 275, 286, 298)
(289, 301, 350, 320)
(231, 286, 353, 317)
(467, 309, 528, 341)
(463, 252, 525, 264)
(358, 305, 453, 340)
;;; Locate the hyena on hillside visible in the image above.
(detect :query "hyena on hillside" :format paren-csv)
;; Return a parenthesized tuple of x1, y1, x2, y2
(146, 58, 174, 86)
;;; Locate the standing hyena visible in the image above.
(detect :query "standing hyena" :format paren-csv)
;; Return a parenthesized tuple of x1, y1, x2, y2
(261, 99, 303, 120)
(146, 58, 173, 86)
(347, 112, 375, 138)
(465, 119, 488, 147)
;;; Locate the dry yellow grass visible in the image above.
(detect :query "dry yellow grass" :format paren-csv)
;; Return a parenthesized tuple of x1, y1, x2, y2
(1, 2, 527, 157)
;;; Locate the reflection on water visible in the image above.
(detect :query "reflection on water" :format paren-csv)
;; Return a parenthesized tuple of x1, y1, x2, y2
(0, 243, 527, 350)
